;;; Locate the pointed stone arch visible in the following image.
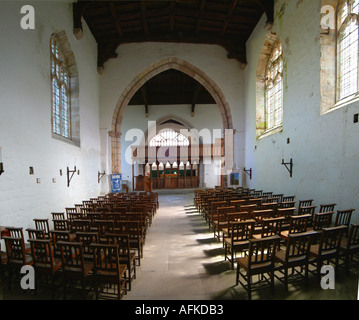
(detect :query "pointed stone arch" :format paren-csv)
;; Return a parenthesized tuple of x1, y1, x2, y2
(109, 57, 233, 174)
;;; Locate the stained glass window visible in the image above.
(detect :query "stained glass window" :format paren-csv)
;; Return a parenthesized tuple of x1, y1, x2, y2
(149, 130, 190, 147)
(337, 0, 359, 101)
(51, 36, 70, 139)
(265, 40, 283, 131)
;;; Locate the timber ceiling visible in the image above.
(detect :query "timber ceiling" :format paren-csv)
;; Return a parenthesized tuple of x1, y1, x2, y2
(73, 0, 274, 109)
(74, 0, 274, 68)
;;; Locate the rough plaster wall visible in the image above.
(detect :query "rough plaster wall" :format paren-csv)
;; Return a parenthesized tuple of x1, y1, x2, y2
(244, 0, 359, 222)
(0, 2, 101, 235)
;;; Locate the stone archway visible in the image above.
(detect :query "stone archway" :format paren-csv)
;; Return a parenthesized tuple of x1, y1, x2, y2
(109, 57, 233, 174)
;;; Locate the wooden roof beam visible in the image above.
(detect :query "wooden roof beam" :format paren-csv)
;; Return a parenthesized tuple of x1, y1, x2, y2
(221, 0, 238, 37)
(109, 1, 123, 38)
(140, 1, 150, 35)
(195, 0, 206, 34)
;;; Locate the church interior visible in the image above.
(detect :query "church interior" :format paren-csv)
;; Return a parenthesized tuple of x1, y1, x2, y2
(0, 0, 358, 302)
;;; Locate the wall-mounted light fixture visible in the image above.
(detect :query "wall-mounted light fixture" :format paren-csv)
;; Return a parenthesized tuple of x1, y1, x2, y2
(0, 147, 3, 175)
(67, 166, 79, 187)
(281, 159, 293, 178)
(98, 171, 106, 184)
(243, 167, 252, 180)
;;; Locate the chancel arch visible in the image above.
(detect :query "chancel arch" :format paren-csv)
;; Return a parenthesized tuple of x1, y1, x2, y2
(109, 57, 233, 175)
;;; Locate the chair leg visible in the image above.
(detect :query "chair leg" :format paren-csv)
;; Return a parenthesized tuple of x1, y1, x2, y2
(284, 267, 288, 292)
(247, 274, 252, 300)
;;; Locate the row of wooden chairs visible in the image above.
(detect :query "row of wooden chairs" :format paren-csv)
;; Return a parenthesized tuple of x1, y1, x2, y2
(194, 187, 359, 299)
(2, 232, 131, 299)
(0, 191, 159, 299)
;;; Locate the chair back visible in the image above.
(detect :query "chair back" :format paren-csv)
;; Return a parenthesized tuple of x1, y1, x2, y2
(335, 209, 355, 228)
(346, 224, 359, 250)
(58, 241, 85, 273)
(299, 200, 314, 208)
(318, 226, 347, 256)
(312, 212, 334, 231)
(90, 243, 120, 274)
(319, 204, 336, 213)
(76, 232, 99, 258)
(72, 219, 91, 232)
(288, 214, 311, 234)
(276, 208, 295, 224)
(6, 227, 25, 238)
(3, 236, 27, 264)
(105, 233, 131, 259)
(230, 220, 256, 241)
(51, 212, 65, 220)
(34, 219, 50, 237)
(29, 239, 56, 269)
(53, 219, 70, 231)
(285, 231, 317, 263)
(260, 217, 285, 238)
(247, 236, 281, 271)
(27, 228, 46, 239)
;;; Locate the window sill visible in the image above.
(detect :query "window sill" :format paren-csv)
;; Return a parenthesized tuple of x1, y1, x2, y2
(324, 93, 359, 115)
(52, 133, 80, 148)
(257, 125, 283, 140)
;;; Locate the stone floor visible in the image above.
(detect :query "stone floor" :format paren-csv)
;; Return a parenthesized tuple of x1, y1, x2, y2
(1, 190, 358, 301)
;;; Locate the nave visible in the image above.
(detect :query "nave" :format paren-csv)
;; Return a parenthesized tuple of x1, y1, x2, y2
(1, 191, 358, 300)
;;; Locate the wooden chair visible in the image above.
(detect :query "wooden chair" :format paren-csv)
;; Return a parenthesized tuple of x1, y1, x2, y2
(51, 212, 65, 220)
(239, 204, 257, 219)
(33, 219, 51, 239)
(224, 220, 256, 270)
(319, 204, 337, 213)
(3, 236, 33, 290)
(275, 231, 317, 291)
(26, 228, 47, 240)
(335, 209, 355, 237)
(252, 209, 274, 234)
(75, 231, 99, 261)
(298, 206, 317, 226)
(90, 243, 127, 300)
(51, 230, 76, 257)
(6, 227, 31, 253)
(213, 206, 235, 242)
(105, 233, 136, 291)
(58, 241, 94, 299)
(311, 212, 334, 231)
(236, 235, 281, 300)
(253, 217, 285, 240)
(0, 244, 8, 282)
(298, 199, 314, 208)
(52, 219, 70, 231)
(276, 207, 296, 230)
(309, 225, 348, 281)
(119, 221, 143, 266)
(28, 239, 62, 298)
(280, 214, 312, 241)
(339, 224, 359, 274)
(71, 219, 92, 233)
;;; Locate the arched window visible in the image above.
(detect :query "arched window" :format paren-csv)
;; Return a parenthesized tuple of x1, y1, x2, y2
(337, 0, 359, 101)
(149, 130, 190, 147)
(51, 35, 70, 139)
(265, 39, 283, 131)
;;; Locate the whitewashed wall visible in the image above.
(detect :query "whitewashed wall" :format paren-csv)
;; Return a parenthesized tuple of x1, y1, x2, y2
(0, 2, 101, 234)
(244, 0, 359, 222)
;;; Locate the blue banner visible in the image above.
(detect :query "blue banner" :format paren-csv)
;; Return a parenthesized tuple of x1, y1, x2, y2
(111, 174, 122, 193)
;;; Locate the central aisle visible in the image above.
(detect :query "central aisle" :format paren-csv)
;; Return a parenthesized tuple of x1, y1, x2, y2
(123, 191, 236, 300)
